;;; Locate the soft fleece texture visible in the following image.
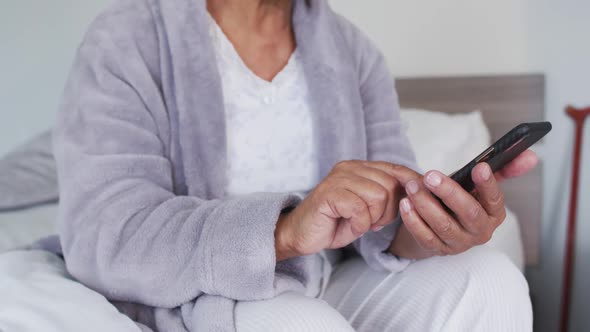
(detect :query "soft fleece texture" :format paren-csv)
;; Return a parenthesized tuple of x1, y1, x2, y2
(53, 0, 418, 330)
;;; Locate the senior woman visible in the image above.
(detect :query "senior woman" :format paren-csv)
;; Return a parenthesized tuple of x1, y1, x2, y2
(54, 0, 536, 331)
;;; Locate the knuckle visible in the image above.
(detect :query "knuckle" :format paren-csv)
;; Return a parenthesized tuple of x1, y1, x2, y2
(332, 160, 359, 172)
(423, 236, 438, 250)
(316, 179, 335, 194)
(385, 177, 399, 193)
(351, 199, 368, 216)
(489, 190, 505, 208)
(468, 205, 483, 221)
(476, 231, 493, 245)
(439, 245, 453, 256)
(334, 160, 352, 171)
(438, 216, 454, 234)
(388, 163, 405, 174)
(373, 186, 389, 202)
(439, 224, 453, 237)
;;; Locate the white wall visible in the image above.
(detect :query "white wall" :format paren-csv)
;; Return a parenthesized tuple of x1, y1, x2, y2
(1, 0, 589, 330)
(524, 1, 590, 331)
(0, 0, 110, 155)
(330, 0, 535, 77)
(330, 0, 590, 331)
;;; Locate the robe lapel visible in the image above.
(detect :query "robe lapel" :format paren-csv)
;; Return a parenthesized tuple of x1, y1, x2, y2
(160, 0, 228, 199)
(293, 0, 367, 180)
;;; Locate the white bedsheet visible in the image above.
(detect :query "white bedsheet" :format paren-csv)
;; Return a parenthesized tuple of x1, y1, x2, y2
(0, 250, 140, 332)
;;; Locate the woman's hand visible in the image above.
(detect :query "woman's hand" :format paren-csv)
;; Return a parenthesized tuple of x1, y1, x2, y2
(389, 150, 539, 259)
(275, 160, 404, 261)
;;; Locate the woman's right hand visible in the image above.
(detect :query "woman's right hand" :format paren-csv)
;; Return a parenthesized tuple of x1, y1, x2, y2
(275, 160, 405, 261)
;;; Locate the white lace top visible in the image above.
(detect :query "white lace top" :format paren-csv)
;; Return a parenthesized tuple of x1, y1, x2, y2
(208, 16, 319, 197)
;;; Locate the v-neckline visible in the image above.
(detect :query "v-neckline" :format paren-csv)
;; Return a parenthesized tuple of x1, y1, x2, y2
(207, 13, 298, 86)
(174, 0, 364, 199)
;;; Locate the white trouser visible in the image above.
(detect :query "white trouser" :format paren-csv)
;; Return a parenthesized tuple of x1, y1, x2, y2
(235, 246, 532, 332)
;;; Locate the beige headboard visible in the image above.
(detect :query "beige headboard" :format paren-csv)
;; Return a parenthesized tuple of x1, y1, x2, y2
(396, 74, 545, 266)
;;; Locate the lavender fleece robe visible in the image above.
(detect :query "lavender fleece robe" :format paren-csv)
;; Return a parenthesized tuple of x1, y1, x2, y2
(53, 0, 418, 330)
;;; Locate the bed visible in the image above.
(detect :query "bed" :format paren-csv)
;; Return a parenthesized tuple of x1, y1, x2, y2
(0, 73, 545, 331)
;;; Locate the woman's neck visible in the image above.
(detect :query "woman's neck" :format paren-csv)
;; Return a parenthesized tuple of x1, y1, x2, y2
(206, 0, 296, 82)
(207, 0, 293, 38)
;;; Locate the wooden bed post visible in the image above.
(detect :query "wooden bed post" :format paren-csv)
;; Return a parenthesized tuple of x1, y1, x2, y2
(560, 106, 590, 332)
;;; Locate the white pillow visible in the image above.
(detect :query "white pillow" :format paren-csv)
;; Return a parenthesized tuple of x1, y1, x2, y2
(0, 250, 141, 332)
(0, 131, 58, 211)
(0, 204, 58, 253)
(400, 109, 491, 174)
(485, 208, 524, 271)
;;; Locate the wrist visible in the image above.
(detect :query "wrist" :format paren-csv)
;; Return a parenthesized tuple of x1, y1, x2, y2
(275, 212, 300, 262)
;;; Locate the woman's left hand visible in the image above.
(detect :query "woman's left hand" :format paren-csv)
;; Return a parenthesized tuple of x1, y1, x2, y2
(389, 150, 538, 259)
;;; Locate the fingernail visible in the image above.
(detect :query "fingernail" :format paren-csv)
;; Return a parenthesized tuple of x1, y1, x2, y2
(425, 172, 442, 187)
(480, 164, 491, 181)
(406, 181, 419, 195)
(372, 225, 385, 232)
(400, 198, 412, 213)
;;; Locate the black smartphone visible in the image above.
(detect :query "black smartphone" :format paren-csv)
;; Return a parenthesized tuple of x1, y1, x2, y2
(450, 121, 552, 192)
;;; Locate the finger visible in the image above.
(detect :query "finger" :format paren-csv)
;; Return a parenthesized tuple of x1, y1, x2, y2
(404, 179, 468, 247)
(362, 161, 423, 186)
(399, 198, 447, 254)
(472, 163, 507, 223)
(422, 170, 489, 236)
(337, 174, 390, 226)
(341, 166, 401, 230)
(328, 189, 373, 237)
(331, 219, 357, 249)
(495, 150, 539, 182)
